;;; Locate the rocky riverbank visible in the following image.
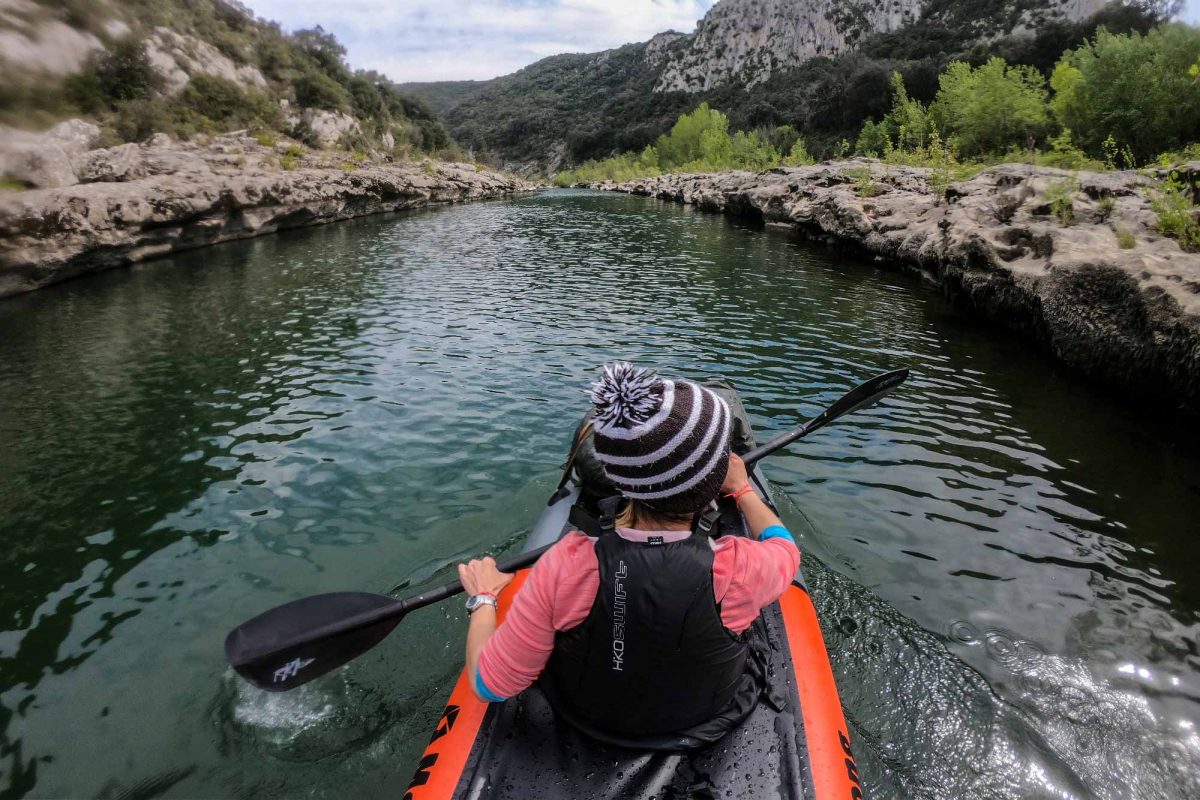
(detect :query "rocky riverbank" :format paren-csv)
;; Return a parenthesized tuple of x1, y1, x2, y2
(594, 162, 1200, 416)
(0, 123, 534, 299)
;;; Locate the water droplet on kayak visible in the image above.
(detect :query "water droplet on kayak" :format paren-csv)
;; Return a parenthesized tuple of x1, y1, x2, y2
(947, 620, 981, 645)
(984, 629, 1020, 666)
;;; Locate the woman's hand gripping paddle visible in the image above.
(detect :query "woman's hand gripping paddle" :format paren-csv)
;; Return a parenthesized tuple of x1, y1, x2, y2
(225, 368, 909, 691)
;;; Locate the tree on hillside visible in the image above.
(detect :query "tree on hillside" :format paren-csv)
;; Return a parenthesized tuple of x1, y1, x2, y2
(884, 72, 931, 151)
(655, 103, 731, 169)
(930, 57, 1050, 156)
(292, 26, 349, 81)
(95, 39, 162, 104)
(1051, 23, 1200, 161)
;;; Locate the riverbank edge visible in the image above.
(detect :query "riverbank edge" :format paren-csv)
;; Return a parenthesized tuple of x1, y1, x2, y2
(590, 162, 1200, 421)
(0, 133, 537, 299)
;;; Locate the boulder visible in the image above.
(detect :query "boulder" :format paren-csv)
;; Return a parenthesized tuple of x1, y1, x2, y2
(0, 119, 100, 188)
(73, 143, 145, 183)
(301, 110, 363, 148)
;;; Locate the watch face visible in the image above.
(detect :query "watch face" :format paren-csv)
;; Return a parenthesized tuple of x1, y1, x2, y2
(466, 594, 495, 611)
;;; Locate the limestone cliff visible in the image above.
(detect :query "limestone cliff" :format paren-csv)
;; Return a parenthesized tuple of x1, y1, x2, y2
(656, 0, 1108, 92)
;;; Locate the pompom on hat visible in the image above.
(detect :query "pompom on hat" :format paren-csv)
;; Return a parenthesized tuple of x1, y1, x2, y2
(590, 362, 731, 515)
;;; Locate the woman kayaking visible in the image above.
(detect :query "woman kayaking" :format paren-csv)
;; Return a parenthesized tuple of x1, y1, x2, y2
(456, 362, 800, 742)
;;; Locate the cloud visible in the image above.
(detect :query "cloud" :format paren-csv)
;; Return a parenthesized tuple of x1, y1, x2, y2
(240, 0, 715, 82)
(240, 0, 1200, 83)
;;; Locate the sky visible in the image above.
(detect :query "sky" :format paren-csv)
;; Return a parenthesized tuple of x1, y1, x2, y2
(243, 0, 1199, 84)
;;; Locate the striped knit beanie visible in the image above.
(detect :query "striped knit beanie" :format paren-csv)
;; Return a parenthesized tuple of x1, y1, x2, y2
(590, 362, 731, 515)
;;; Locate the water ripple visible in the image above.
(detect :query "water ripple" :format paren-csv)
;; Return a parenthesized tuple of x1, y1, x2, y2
(0, 190, 1197, 798)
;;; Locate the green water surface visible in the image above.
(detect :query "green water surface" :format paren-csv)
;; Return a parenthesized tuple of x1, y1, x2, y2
(0, 190, 1197, 799)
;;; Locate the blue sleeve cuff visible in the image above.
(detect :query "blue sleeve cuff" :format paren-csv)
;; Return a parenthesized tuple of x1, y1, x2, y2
(474, 671, 507, 703)
(761, 524, 795, 544)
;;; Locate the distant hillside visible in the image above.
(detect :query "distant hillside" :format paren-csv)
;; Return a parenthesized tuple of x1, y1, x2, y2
(0, 0, 451, 154)
(394, 80, 487, 117)
(406, 0, 1166, 172)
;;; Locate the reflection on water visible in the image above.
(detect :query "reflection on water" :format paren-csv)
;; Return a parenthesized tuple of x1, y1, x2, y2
(0, 190, 1197, 798)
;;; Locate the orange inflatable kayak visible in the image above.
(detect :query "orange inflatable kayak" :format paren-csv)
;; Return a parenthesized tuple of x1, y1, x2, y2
(405, 405, 862, 799)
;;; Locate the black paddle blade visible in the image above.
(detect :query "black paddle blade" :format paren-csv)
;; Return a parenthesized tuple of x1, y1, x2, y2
(225, 591, 405, 691)
(805, 368, 909, 435)
(744, 368, 910, 464)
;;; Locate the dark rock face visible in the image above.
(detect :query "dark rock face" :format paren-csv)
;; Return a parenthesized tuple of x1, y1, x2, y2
(0, 132, 534, 298)
(595, 162, 1200, 416)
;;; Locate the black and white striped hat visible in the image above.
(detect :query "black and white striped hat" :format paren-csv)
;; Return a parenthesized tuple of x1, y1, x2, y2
(590, 362, 731, 515)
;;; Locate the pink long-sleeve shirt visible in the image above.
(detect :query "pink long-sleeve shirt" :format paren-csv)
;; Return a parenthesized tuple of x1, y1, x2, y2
(477, 525, 800, 700)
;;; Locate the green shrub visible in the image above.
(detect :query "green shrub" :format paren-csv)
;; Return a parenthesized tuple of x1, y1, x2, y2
(254, 132, 278, 148)
(293, 68, 350, 110)
(844, 165, 878, 197)
(929, 57, 1050, 157)
(1100, 134, 1137, 170)
(280, 154, 298, 170)
(877, 72, 932, 152)
(1051, 24, 1200, 162)
(284, 144, 303, 158)
(1044, 178, 1078, 226)
(1097, 195, 1117, 222)
(1150, 171, 1200, 250)
(765, 124, 802, 156)
(94, 39, 162, 105)
(1154, 142, 1200, 167)
(730, 130, 780, 171)
(654, 102, 730, 169)
(1037, 129, 1102, 170)
(63, 71, 107, 115)
(782, 137, 815, 167)
(114, 98, 174, 142)
(176, 75, 281, 132)
(1115, 229, 1137, 249)
(64, 38, 163, 115)
(855, 119, 889, 157)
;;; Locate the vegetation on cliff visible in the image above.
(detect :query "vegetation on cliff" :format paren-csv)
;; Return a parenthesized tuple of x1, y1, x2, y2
(556, 21, 1200, 250)
(409, 1, 1176, 168)
(1, 0, 452, 157)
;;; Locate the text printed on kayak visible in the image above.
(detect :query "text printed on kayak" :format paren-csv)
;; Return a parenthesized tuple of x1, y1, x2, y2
(273, 656, 315, 684)
(612, 561, 627, 671)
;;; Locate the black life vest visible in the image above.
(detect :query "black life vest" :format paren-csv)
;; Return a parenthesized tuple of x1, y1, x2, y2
(540, 503, 769, 749)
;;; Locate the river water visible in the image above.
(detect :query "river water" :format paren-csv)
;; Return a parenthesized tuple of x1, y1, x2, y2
(0, 189, 1197, 799)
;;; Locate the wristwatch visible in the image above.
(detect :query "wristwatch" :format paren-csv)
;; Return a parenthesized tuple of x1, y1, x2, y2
(465, 593, 498, 613)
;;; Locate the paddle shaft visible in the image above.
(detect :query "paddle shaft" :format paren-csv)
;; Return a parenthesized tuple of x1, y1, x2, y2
(277, 542, 557, 654)
(296, 370, 908, 635)
(228, 368, 908, 684)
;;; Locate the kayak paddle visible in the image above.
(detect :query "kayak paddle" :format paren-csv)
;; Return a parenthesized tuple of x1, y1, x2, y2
(224, 367, 909, 691)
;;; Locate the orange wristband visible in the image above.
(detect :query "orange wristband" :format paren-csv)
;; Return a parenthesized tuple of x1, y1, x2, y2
(725, 485, 755, 503)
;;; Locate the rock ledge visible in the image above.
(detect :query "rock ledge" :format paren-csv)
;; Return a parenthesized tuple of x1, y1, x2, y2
(594, 162, 1200, 416)
(0, 132, 534, 298)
